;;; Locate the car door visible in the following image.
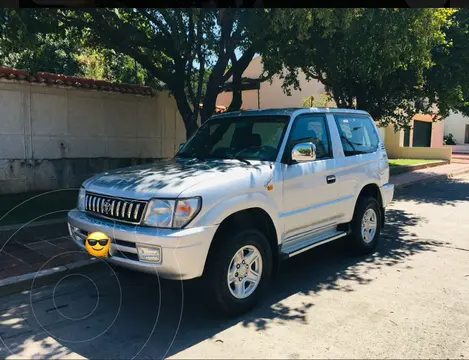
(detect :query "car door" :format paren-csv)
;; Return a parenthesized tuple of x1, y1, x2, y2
(280, 113, 340, 240)
(331, 113, 382, 225)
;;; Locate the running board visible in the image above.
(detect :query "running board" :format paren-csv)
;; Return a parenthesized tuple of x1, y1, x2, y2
(281, 230, 349, 258)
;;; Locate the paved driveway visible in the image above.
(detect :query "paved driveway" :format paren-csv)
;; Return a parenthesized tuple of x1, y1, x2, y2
(1, 175, 469, 359)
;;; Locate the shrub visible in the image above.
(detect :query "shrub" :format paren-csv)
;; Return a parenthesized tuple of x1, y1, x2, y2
(443, 133, 456, 145)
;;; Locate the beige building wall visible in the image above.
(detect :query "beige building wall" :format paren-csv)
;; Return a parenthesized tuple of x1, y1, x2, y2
(444, 111, 469, 145)
(217, 56, 326, 110)
(384, 115, 449, 160)
(0, 79, 186, 194)
(393, 146, 452, 161)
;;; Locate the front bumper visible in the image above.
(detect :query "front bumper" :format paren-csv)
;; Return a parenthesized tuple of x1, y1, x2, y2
(380, 182, 394, 208)
(67, 209, 218, 280)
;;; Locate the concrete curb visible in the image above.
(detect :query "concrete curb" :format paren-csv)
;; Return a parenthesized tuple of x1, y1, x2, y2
(393, 167, 469, 190)
(0, 217, 67, 232)
(0, 257, 100, 297)
(389, 160, 449, 176)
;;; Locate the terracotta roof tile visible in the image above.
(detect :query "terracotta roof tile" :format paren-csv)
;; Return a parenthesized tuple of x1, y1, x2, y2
(0, 67, 153, 96)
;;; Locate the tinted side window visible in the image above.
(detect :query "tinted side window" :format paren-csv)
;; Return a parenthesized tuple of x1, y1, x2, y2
(287, 115, 331, 160)
(334, 114, 379, 156)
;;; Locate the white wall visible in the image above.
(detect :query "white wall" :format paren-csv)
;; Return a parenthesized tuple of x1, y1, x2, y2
(444, 111, 469, 145)
(0, 79, 186, 194)
(0, 80, 186, 160)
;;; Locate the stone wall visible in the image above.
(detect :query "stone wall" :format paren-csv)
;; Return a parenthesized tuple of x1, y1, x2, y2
(0, 79, 187, 194)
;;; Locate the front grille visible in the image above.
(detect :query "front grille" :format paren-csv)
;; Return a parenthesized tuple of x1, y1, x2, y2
(85, 192, 147, 224)
(113, 251, 139, 261)
(114, 239, 136, 248)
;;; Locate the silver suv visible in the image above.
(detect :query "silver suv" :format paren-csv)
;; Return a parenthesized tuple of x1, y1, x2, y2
(68, 108, 394, 315)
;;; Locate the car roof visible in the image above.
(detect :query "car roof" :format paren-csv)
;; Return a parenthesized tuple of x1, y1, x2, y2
(210, 107, 370, 119)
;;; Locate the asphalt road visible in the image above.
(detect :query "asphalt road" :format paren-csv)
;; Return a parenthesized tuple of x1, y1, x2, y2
(1, 175, 469, 359)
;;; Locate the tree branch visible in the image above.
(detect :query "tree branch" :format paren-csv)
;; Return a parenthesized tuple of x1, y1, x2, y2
(185, 9, 196, 106)
(200, 9, 235, 122)
(193, 21, 205, 123)
(137, 9, 172, 38)
(92, 9, 177, 57)
(222, 46, 255, 83)
(84, 10, 174, 86)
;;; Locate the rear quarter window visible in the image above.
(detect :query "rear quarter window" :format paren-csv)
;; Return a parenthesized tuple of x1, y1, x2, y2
(333, 114, 379, 156)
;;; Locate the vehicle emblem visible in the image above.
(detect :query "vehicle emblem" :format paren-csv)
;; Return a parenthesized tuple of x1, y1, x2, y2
(103, 200, 112, 214)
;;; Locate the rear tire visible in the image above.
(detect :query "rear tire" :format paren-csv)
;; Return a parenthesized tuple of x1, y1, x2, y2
(348, 196, 381, 255)
(204, 228, 272, 317)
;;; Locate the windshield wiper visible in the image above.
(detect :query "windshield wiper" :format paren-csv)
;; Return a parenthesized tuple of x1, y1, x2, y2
(224, 154, 251, 165)
(176, 152, 206, 161)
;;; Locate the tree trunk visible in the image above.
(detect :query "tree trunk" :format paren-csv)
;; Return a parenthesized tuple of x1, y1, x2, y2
(184, 117, 199, 140)
(227, 48, 255, 112)
(200, 10, 234, 123)
(228, 68, 243, 112)
(172, 86, 199, 139)
(330, 88, 345, 108)
(200, 81, 221, 123)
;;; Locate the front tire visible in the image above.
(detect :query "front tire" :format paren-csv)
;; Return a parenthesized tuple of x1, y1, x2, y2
(349, 196, 382, 255)
(204, 228, 272, 317)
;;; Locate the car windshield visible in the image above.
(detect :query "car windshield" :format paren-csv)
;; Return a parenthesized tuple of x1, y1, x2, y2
(176, 115, 290, 162)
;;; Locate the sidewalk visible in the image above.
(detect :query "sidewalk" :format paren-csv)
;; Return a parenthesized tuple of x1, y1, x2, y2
(1, 162, 469, 292)
(390, 162, 469, 188)
(0, 229, 91, 281)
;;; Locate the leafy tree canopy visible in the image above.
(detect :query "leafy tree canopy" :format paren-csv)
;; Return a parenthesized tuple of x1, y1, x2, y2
(424, 9, 469, 121)
(262, 8, 464, 130)
(0, 16, 150, 86)
(0, 8, 288, 138)
(2, 8, 468, 136)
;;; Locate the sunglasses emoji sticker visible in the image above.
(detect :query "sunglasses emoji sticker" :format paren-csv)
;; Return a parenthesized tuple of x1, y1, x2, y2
(85, 231, 111, 258)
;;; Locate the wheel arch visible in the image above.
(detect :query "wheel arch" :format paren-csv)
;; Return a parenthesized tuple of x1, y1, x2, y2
(205, 207, 279, 274)
(355, 183, 384, 228)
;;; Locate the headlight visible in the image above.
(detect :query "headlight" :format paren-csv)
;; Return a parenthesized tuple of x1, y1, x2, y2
(173, 198, 201, 228)
(77, 187, 86, 211)
(143, 197, 201, 228)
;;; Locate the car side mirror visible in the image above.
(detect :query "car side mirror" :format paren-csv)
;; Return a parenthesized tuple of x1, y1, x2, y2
(291, 142, 316, 163)
(178, 143, 185, 151)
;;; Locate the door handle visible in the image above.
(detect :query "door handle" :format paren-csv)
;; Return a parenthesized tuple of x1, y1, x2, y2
(326, 175, 336, 184)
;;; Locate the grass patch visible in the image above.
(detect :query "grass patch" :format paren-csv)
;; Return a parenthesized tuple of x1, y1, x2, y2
(0, 189, 78, 227)
(388, 159, 441, 167)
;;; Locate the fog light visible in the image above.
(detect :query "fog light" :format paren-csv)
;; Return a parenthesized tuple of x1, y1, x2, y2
(137, 245, 162, 263)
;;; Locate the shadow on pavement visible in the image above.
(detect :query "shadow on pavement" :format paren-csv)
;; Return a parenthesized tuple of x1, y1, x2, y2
(0, 208, 450, 359)
(394, 176, 469, 206)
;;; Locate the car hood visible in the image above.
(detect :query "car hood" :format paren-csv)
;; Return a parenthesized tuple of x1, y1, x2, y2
(83, 158, 272, 200)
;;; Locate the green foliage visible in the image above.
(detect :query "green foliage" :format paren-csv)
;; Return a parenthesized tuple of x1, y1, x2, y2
(2, 8, 468, 138)
(0, 8, 281, 138)
(0, 10, 152, 85)
(262, 8, 460, 130)
(301, 92, 334, 108)
(424, 9, 469, 120)
(0, 32, 82, 75)
(77, 48, 155, 86)
(443, 133, 456, 145)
